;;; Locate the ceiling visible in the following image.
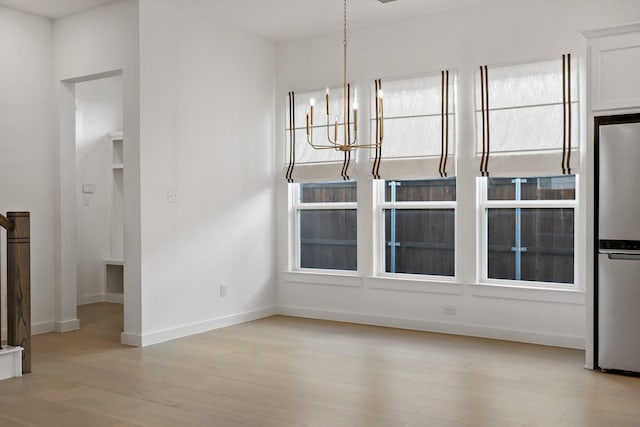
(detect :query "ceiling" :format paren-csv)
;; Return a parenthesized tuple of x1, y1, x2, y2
(0, 0, 486, 41)
(0, 0, 120, 19)
(212, 0, 487, 42)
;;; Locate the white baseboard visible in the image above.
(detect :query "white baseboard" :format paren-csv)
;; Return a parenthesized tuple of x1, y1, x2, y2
(1, 321, 56, 340)
(120, 332, 141, 347)
(79, 294, 105, 305)
(2, 319, 79, 339)
(138, 306, 276, 347)
(55, 318, 80, 333)
(32, 321, 55, 335)
(276, 306, 585, 350)
(79, 293, 123, 305)
(105, 293, 123, 304)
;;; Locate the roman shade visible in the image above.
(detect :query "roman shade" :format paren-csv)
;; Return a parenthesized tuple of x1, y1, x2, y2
(475, 57, 580, 177)
(370, 71, 456, 180)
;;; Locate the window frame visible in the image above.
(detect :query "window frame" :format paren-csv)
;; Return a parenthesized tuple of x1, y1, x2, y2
(375, 178, 457, 281)
(289, 181, 358, 274)
(477, 176, 579, 289)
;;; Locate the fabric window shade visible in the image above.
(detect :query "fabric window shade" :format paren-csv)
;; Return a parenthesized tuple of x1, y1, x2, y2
(370, 72, 456, 179)
(285, 88, 355, 182)
(475, 58, 580, 177)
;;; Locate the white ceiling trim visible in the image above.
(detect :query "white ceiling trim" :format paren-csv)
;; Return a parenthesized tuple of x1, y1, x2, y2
(0, 0, 120, 19)
(0, 0, 489, 41)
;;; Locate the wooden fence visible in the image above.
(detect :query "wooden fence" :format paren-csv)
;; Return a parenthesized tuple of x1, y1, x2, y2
(299, 179, 574, 283)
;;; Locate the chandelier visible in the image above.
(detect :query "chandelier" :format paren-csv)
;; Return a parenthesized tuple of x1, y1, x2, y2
(305, 0, 384, 156)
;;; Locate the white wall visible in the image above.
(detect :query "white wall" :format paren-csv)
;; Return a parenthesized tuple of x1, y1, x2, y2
(0, 7, 56, 336)
(54, 0, 140, 337)
(276, 0, 640, 350)
(75, 75, 123, 304)
(138, 0, 277, 345)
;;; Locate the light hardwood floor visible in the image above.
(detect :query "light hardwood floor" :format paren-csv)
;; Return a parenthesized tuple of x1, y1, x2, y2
(0, 303, 638, 427)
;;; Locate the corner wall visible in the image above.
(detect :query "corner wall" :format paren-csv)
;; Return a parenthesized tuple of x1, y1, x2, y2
(138, 0, 277, 345)
(0, 7, 56, 335)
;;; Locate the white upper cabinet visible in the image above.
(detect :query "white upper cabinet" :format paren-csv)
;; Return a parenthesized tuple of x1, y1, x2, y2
(585, 23, 640, 112)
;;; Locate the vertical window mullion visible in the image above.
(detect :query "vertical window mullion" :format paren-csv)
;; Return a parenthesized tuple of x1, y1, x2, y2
(295, 206, 302, 271)
(479, 177, 489, 282)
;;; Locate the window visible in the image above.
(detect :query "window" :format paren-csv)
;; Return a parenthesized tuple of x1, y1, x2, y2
(378, 178, 456, 277)
(369, 73, 457, 278)
(479, 175, 576, 285)
(293, 181, 357, 271)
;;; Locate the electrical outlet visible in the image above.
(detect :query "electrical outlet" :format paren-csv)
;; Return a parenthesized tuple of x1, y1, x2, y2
(442, 305, 457, 315)
(219, 283, 227, 297)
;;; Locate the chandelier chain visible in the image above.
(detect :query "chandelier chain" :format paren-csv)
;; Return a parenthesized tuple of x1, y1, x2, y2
(344, 0, 347, 46)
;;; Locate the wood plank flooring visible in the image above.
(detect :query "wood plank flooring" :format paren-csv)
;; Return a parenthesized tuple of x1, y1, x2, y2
(0, 303, 637, 426)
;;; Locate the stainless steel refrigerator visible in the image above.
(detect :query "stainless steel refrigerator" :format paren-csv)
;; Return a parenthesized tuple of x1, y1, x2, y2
(596, 113, 640, 374)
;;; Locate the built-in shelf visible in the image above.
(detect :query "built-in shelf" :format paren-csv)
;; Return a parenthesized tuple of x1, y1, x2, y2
(105, 261, 124, 303)
(109, 132, 124, 165)
(107, 132, 124, 304)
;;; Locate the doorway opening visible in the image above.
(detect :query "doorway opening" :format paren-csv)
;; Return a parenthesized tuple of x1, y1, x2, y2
(74, 73, 124, 342)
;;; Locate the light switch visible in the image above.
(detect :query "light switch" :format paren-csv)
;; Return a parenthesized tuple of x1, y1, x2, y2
(82, 184, 96, 194)
(167, 192, 179, 204)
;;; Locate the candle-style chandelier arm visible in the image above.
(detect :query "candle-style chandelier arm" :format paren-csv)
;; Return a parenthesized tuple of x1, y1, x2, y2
(324, 88, 339, 146)
(305, 123, 342, 150)
(346, 82, 358, 147)
(305, 95, 342, 149)
(305, 85, 362, 149)
(305, 118, 337, 150)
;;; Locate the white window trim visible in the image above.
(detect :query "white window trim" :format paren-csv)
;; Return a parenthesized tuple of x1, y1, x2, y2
(289, 182, 358, 274)
(477, 176, 579, 288)
(375, 179, 457, 281)
(282, 270, 362, 287)
(468, 282, 585, 304)
(366, 275, 462, 295)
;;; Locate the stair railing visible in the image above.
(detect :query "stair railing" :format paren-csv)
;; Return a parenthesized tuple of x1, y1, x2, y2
(0, 212, 31, 374)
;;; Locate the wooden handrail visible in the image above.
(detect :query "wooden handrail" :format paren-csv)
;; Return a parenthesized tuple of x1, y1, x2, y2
(0, 214, 13, 231)
(2, 212, 30, 374)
